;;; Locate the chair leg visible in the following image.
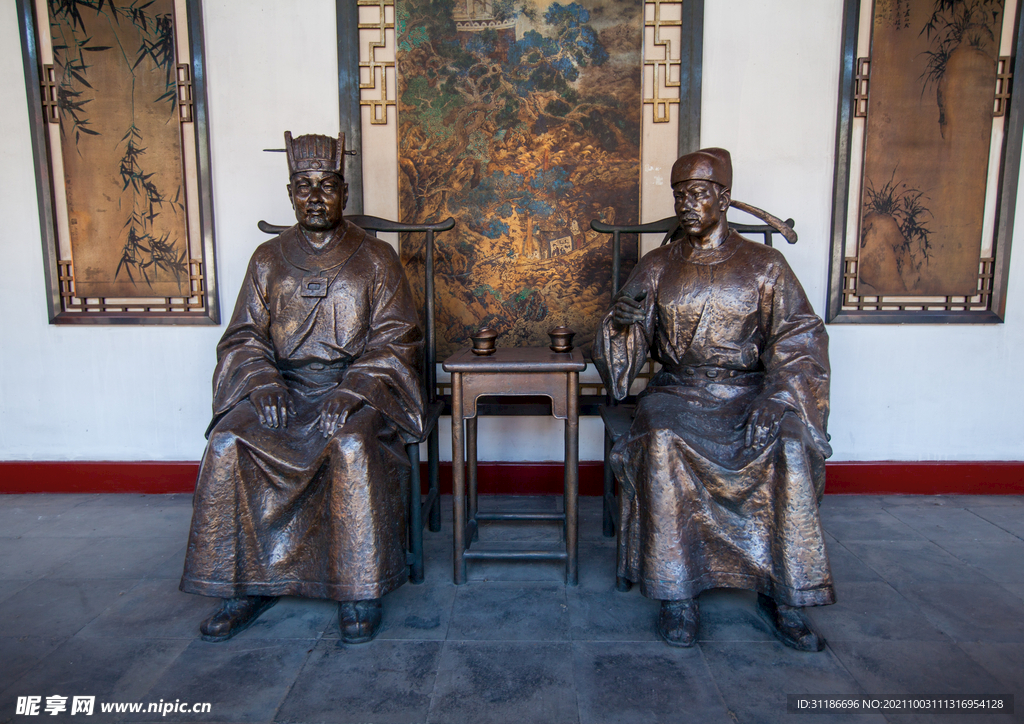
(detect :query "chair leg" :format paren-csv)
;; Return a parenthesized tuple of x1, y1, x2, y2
(602, 432, 615, 538)
(407, 441, 424, 584)
(427, 425, 441, 533)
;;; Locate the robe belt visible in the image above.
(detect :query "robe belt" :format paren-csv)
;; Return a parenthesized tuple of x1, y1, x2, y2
(278, 359, 352, 386)
(659, 364, 763, 384)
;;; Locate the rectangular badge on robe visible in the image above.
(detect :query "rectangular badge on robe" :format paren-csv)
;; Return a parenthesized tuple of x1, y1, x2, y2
(300, 275, 329, 298)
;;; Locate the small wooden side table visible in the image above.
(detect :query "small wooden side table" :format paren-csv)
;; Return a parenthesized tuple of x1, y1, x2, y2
(442, 346, 587, 585)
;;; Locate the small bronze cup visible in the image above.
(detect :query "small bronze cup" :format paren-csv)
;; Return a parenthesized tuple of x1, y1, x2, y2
(470, 327, 498, 356)
(548, 326, 575, 353)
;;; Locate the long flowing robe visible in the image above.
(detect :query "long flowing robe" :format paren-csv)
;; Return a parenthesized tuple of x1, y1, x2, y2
(181, 220, 424, 602)
(592, 230, 834, 607)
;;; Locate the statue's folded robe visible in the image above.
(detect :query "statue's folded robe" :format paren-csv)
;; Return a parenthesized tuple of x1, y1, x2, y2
(593, 231, 835, 606)
(181, 221, 424, 602)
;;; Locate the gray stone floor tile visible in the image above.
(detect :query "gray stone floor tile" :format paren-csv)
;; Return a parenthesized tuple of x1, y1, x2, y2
(829, 641, 1016, 724)
(700, 642, 884, 724)
(896, 583, 1024, 643)
(0, 536, 92, 579)
(566, 588, 659, 642)
(1001, 583, 1024, 603)
(0, 636, 64, 693)
(576, 541, 619, 591)
(232, 596, 335, 641)
(824, 540, 885, 583)
(959, 642, 1024, 697)
(46, 536, 184, 579)
(0, 578, 138, 638)
(146, 544, 188, 580)
(819, 494, 887, 508)
(77, 577, 210, 639)
(0, 636, 191, 716)
(885, 505, 1020, 543)
(803, 581, 949, 643)
(275, 639, 441, 724)
(840, 540, 996, 590)
(374, 582, 457, 641)
(573, 641, 732, 724)
(18, 499, 192, 539)
(0, 580, 33, 606)
(966, 505, 1024, 540)
(819, 507, 928, 542)
(427, 641, 577, 724)
(447, 581, 569, 641)
(936, 539, 1024, 584)
(696, 590, 776, 643)
(139, 637, 313, 724)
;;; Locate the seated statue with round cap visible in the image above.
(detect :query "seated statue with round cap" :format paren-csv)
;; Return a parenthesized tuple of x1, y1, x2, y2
(592, 148, 835, 651)
(180, 131, 424, 643)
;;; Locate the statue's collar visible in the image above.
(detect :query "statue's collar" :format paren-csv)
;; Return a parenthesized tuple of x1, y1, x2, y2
(675, 229, 742, 265)
(279, 220, 366, 272)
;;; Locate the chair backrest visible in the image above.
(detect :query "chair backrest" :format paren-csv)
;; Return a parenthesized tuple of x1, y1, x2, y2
(257, 215, 456, 406)
(590, 212, 796, 299)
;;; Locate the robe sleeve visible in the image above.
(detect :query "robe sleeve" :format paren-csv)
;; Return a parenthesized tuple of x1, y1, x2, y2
(206, 252, 287, 436)
(592, 257, 660, 402)
(339, 242, 425, 441)
(758, 257, 832, 458)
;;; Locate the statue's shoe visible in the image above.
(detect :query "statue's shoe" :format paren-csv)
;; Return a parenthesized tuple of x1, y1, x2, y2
(657, 599, 699, 647)
(338, 598, 383, 643)
(757, 593, 826, 652)
(200, 596, 278, 642)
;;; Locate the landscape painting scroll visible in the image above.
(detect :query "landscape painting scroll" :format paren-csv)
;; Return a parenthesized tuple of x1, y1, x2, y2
(49, 0, 189, 299)
(396, 0, 642, 357)
(858, 0, 1007, 297)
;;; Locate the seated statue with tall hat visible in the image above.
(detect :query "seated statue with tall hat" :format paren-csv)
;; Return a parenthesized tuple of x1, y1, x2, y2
(180, 131, 424, 643)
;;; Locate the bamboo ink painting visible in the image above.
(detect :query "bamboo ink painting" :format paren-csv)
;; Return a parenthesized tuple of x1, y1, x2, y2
(49, 0, 189, 299)
(858, 0, 1007, 297)
(396, 0, 642, 356)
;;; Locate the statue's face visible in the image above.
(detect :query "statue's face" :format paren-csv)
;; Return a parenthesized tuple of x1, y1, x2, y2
(289, 171, 347, 231)
(674, 180, 729, 236)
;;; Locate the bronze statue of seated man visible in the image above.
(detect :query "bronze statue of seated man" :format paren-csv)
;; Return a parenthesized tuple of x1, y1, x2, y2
(593, 148, 835, 651)
(180, 132, 424, 643)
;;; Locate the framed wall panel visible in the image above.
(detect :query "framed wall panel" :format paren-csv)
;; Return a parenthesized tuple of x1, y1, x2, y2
(341, 0, 703, 357)
(828, 0, 1024, 323)
(18, 0, 219, 324)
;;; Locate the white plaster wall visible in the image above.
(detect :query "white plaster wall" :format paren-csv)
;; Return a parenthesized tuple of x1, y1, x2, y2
(1, 1, 1021, 463)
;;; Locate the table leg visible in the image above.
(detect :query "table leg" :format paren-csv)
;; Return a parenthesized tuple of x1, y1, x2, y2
(565, 370, 579, 586)
(467, 416, 479, 542)
(452, 372, 467, 584)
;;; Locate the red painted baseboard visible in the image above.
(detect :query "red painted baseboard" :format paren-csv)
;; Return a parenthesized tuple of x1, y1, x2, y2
(1, 460, 1023, 495)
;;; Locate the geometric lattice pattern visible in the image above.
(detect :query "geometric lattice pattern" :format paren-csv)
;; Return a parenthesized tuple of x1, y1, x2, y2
(359, 0, 396, 125)
(643, 0, 682, 123)
(57, 260, 207, 314)
(841, 257, 995, 312)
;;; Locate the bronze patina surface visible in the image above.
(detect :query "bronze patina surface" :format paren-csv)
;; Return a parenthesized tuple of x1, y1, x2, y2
(180, 132, 424, 643)
(593, 148, 834, 651)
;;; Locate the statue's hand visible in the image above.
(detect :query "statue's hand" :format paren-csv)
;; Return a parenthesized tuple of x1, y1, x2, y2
(251, 387, 291, 428)
(612, 290, 647, 327)
(739, 398, 791, 450)
(318, 389, 363, 438)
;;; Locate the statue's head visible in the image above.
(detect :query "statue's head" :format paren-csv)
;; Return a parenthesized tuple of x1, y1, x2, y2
(285, 131, 348, 232)
(671, 148, 731, 237)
